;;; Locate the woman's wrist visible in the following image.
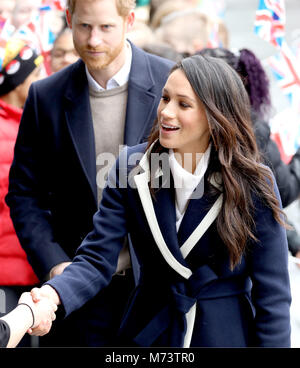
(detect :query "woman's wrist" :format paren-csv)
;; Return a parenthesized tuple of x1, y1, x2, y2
(16, 303, 35, 328)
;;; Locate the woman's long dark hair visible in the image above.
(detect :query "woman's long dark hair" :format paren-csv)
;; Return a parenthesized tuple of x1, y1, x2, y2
(147, 55, 285, 269)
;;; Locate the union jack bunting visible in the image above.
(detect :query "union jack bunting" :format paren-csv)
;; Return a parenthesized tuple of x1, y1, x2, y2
(267, 40, 300, 113)
(254, 0, 286, 48)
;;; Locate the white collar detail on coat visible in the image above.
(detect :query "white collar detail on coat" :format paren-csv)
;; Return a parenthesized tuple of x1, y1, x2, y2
(133, 142, 223, 348)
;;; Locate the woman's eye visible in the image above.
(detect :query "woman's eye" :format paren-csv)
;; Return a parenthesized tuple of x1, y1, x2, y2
(161, 95, 169, 102)
(180, 102, 190, 108)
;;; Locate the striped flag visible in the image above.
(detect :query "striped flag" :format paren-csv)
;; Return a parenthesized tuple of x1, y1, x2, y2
(254, 0, 285, 48)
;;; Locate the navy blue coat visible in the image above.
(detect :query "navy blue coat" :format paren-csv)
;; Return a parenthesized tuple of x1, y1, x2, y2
(6, 43, 174, 346)
(47, 143, 291, 347)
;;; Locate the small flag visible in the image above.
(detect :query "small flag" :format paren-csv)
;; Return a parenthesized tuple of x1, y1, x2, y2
(14, 10, 55, 75)
(267, 40, 300, 113)
(254, 0, 285, 48)
(0, 16, 15, 69)
(41, 0, 66, 11)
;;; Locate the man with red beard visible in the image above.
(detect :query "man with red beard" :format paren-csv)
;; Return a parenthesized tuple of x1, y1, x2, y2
(6, 0, 174, 347)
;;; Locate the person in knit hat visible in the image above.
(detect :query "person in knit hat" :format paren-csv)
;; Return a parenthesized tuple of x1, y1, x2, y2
(0, 38, 44, 347)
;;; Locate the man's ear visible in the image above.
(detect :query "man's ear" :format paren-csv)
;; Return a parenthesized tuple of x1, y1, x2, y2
(125, 10, 135, 32)
(65, 8, 72, 29)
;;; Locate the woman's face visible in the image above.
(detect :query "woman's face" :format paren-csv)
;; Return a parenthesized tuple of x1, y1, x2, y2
(158, 69, 210, 158)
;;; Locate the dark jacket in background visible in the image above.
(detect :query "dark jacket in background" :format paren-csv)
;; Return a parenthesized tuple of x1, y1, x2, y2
(252, 111, 300, 208)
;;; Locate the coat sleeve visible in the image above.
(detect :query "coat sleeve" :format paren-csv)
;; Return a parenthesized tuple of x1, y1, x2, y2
(5, 84, 71, 280)
(248, 172, 291, 347)
(45, 150, 129, 317)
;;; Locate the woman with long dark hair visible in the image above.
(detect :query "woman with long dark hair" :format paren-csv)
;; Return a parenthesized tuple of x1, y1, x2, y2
(30, 55, 291, 347)
(198, 47, 300, 260)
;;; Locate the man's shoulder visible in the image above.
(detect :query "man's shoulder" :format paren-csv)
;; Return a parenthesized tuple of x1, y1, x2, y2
(34, 59, 85, 91)
(131, 42, 175, 71)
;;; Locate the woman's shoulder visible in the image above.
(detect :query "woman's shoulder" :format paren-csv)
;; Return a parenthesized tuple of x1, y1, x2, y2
(113, 142, 148, 173)
(126, 142, 148, 156)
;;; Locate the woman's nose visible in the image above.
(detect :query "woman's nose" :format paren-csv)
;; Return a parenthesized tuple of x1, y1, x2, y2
(160, 105, 176, 119)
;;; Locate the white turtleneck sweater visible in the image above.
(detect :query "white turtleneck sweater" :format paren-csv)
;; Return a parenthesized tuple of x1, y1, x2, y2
(169, 145, 211, 231)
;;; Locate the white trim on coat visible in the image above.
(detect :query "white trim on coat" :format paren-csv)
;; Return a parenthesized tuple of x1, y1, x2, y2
(134, 145, 222, 347)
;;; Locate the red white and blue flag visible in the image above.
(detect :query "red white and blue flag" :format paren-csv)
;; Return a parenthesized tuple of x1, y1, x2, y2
(254, 0, 286, 48)
(14, 8, 56, 75)
(16, 10, 55, 54)
(267, 40, 300, 162)
(40, 0, 66, 11)
(0, 16, 15, 69)
(267, 40, 300, 113)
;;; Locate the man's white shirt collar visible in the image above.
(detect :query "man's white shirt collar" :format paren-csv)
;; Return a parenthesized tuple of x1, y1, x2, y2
(85, 41, 132, 92)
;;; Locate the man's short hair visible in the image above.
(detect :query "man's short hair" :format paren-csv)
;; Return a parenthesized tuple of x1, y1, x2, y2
(67, 0, 136, 17)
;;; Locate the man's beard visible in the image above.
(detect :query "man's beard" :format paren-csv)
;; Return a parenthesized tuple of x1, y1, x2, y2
(74, 39, 124, 70)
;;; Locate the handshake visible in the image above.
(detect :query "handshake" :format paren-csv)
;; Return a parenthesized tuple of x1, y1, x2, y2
(20, 261, 69, 337)
(18, 285, 61, 337)
(0, 263, 69, 347)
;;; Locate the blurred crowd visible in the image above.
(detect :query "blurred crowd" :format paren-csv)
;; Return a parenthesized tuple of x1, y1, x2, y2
(0, 0, 230, 74)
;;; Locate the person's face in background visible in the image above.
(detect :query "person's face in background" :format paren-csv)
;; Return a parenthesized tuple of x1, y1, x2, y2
(66, 0, 134, 73)
(158, 69, 210, 166)
(50, 30, 79, 73)
(0, 0, 16, 20)
(11, 0, 41, 29)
